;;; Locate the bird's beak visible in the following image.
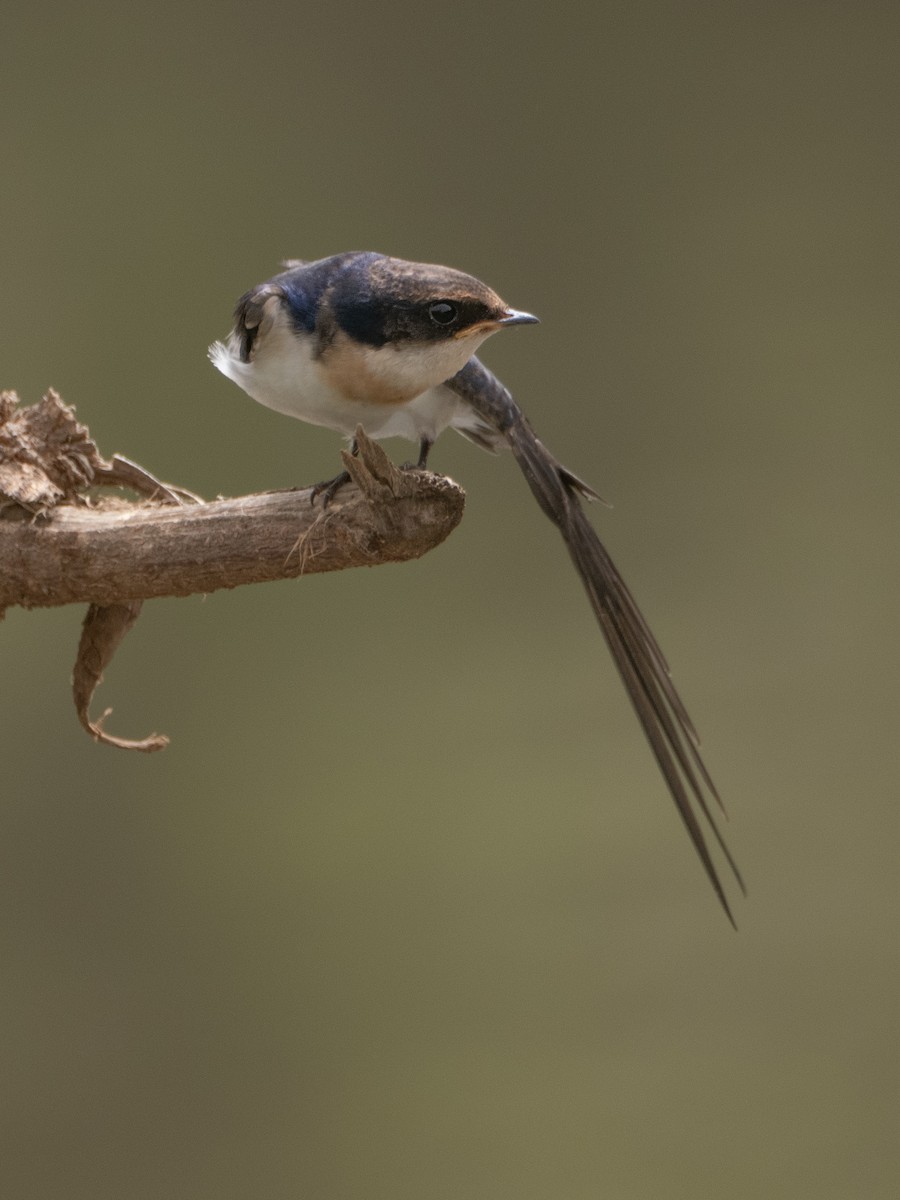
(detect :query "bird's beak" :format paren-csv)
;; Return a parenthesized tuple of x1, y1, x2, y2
(498, 309, 540, 327)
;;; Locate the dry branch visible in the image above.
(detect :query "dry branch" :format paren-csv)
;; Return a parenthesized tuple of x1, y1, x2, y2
(0, 451, 465, 609)
(1, 391, 465, 749)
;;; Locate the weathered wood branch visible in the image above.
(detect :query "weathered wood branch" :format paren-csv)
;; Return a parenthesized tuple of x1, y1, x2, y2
(0, 448, 465, 610)
(1, 391, 465, 750)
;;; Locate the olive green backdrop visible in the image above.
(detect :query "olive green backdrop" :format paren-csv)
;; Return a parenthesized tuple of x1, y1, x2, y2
(2, 3, 897, 1197)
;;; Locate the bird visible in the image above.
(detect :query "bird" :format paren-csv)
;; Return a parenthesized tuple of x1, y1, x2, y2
(210, 251, 744, 924)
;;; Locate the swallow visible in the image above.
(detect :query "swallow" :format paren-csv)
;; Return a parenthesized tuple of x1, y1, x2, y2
(210, 251, 744, 923)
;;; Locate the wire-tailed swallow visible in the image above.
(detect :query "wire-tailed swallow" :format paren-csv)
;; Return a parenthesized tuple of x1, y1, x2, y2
(210, 250, 744, 923)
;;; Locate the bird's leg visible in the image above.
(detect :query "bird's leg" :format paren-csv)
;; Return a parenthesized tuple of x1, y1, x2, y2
(400, 437, 433, 471)
(310, 438, 357, 506)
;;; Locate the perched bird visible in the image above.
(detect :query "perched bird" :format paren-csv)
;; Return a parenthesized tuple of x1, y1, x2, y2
(210, 251, 744, 923)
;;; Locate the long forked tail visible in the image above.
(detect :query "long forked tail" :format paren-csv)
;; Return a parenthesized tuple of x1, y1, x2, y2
(447, 358, 745, 925)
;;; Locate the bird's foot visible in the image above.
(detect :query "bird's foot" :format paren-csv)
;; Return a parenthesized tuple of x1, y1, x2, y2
(309, 469, 351, 507)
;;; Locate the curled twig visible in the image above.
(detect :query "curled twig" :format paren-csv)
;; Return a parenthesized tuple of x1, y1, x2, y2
(72, 601, 169, 752)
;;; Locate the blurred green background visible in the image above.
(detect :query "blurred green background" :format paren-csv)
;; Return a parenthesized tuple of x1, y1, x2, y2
(2, 2, 898, 1197)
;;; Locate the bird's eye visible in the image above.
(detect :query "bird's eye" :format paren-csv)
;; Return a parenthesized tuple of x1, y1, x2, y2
(428, 301, 458, 326)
